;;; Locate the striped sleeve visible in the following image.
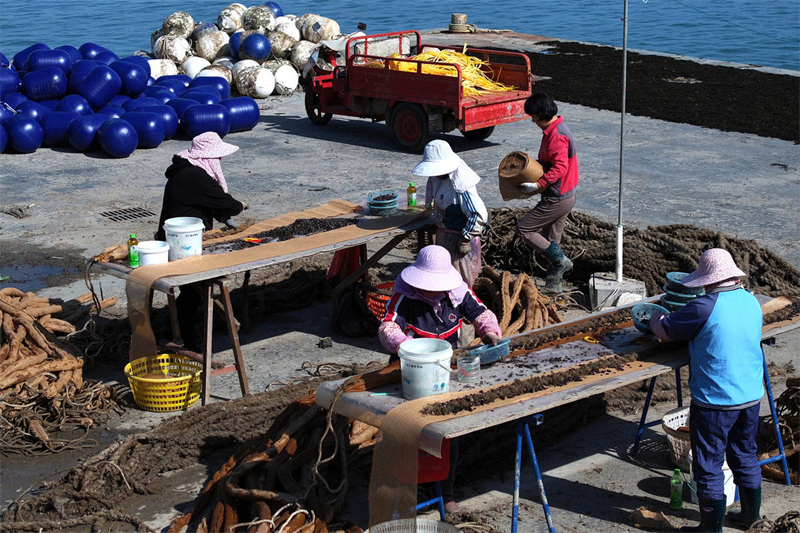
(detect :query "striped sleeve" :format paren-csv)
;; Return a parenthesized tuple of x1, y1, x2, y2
(459, 188, 488, 240)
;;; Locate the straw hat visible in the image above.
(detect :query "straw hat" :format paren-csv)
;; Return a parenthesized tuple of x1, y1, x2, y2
(400, 245, 463, 292)
(180, 131, 239, 159)
(412, 140, 461, 177)
(681, 248, 746, 287)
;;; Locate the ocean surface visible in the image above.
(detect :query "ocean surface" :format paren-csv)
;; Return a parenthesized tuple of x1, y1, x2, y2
(0, 0, 798, 71)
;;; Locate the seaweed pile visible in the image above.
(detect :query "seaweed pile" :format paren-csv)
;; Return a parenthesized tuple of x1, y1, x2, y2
(204, 218, 358, 254)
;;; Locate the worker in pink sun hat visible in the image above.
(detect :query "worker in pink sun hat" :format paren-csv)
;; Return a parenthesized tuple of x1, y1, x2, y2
(649, 248, 763, 533)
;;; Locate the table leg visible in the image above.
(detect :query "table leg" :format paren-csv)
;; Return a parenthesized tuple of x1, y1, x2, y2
(759, 343, 791, 485)
(242, 270, 251, 332)
(216, 279, 250, 396)
(631, 377, 657, 456)
(512, 421, 523, 533)
(513, 415, 554, 533)
(167, 288, 182, 345)
(202, 281, 214, 405)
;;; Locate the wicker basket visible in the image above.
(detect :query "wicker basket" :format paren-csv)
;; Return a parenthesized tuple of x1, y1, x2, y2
(365, 519, 459, 533)
(124, 354, 203, 412)
(662, 406, 692, 472)
(366, 281, 395, 320)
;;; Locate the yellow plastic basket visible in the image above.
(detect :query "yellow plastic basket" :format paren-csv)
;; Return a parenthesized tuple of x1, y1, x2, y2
(124, 354, 203, 412)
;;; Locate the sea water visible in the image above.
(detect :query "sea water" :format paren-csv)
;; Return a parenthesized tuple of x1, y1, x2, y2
(0, 0, 798, 71)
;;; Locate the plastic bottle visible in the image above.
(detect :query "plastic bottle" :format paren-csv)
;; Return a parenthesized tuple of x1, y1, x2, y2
(127, 233, 140, 268)
(407, 182, 417, 210)
(669, 468, 683, 509)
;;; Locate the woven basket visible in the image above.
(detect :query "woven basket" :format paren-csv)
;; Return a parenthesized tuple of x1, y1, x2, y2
(124, 354, 202, 412)
(662, 406, 691, 472)
(366, 281, 395, 320)
(365, 519, 459, 533)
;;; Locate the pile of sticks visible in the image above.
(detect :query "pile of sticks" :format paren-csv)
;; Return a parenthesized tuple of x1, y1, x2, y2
(168, 364, 400, 533)
(473, 265, 562, 339)
(0, 287, 118, 454)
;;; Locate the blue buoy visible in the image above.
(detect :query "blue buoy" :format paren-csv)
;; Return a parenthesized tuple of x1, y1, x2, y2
(220, 96, 260, 132)
(12, 43, 50, 71)
(77, 66, 122, 109)
(157, 74, 191, 87)
(154, 78, 188, 97)
(98, 118, 138, 157)
(1, 68, 22, 98)
(123, 111, 165, 148)
(189, 77, 231, 100)
(6, 114, 44, 153)
(41, 110, 80, 146)
(119, 55, 151, 78)
(56, 94, 94, 116)
(78, 42, 112, 60)
(147, 76, 156, 86)
(166, 97, 200, 120)
(182, 89, 221, 105)
(139, 105, 178, 139)
(26, 49, 73, 73)
(148, 88, 175, 105)
(68, 113, 109, 152)
(93, 51, 120, 65)
(108, 94, 132, 107)
(0, 52, 9, 67)
(15, 100, 52, 122)
(55, 45, 83, 64)
(109, 60, 147, 97)
(0, 104, 14, 126)
(39, 99, 59, 110)
(22, 67, 68, 101)
(97, 104, 127, 118)
(4, 92, 28, 109)
(228, 31, 245, 60)
(0, 124, 7, 152)
(261, 2, 284, 18)
(181, 104, 231, 138)
(239, 34, 271, 62)
(66, 60, 99, 93)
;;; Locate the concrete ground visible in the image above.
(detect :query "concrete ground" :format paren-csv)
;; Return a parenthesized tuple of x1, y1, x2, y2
(0, 31, 798, 532)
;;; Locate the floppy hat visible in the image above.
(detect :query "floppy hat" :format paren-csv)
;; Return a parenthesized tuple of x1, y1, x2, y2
(182, 131, 239, 159)
(400, 245, 463, 292)
(412, 140, 461, 177)
(681, 248, 746, 287)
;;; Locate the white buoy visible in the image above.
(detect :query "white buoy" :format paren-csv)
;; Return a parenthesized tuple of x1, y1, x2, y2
(239, 67, 275, 98)
(268, 31, 298, 59)
(275, 20, 301, 41)
(162, 11, 194, 39)
(242, 6, 276, 34)
(263, 60, 299, 95)
(302, 16, 340, 43)
(183, 56, 211, 78)
(197, 65, 232, 85)
(213, 57, 236, 70)
(154, 35, 191, 64)
(195, 30, 230, 62)
(290, 40, 317, 72)
(148, 58, 179, 79)
(218, 4, 246, 34)
(232, 62, 259, 92)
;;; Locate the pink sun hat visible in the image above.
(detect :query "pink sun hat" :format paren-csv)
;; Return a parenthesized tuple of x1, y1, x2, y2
(178, 131, 239, 160)
(400, 245, 463, 292)
(680, 248, 746, 287)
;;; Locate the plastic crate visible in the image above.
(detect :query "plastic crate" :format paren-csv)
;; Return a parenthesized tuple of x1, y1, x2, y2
(366, 281, 395, 320)
(662, 406, 692, 472)
(124, 354, 202, 412)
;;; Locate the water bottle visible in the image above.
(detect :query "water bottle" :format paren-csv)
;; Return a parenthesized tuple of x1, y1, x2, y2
(669, 468, 683, 509)
(407, 182, 417, 210)
(127, 233, 139, 268)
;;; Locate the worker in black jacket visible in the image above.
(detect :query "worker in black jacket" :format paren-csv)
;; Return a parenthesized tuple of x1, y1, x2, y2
(155, 131, 247, 241)
(154, 131, 248, 351)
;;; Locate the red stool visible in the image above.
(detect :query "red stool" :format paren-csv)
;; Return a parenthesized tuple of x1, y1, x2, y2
(416, 439, 451, 519)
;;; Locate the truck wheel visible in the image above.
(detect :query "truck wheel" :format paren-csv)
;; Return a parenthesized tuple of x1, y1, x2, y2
(462, 126, 495, 141)
(389, 103, 430, 152)
(305, 90, 332, 126)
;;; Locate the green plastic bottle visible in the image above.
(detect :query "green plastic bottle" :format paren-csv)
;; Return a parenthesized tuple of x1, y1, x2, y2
(669, 468, 683, 509)
(407, 182, 417, 210)
(128, 233, 140, 268)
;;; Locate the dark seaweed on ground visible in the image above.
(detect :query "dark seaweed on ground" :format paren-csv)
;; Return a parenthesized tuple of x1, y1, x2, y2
(203, 218, 358, 253)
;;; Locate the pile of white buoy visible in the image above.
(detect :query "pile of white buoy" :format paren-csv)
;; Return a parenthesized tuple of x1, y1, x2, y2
(148, 2, 343, 99)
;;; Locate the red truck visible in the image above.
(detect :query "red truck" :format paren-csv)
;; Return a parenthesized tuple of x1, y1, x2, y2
(305, 30, 534, 152)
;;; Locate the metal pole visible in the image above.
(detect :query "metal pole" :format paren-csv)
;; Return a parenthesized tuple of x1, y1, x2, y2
(616, 0, 629, 283)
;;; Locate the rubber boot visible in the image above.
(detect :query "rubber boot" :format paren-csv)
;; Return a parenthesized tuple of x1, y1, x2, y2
(727, 486, 761, 529)
(542, 241, 572, 294)
(680, 498, 726, 533)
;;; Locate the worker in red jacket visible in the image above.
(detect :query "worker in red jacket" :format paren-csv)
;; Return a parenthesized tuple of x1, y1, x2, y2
(515, 92, 579, 294)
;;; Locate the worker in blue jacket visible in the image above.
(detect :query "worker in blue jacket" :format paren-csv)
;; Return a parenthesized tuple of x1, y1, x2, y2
(650, 248, 763, 533)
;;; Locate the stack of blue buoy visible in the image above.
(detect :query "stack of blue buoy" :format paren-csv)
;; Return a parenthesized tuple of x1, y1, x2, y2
(1, 42, 260, 156)
(661, 271, 705, 311)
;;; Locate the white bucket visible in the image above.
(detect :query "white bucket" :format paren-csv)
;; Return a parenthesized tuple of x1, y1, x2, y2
(398, 338, 452, 400)
(138, 240, 170, 266)
(687, 451, 736, 507)
(163, 217, 204, 261)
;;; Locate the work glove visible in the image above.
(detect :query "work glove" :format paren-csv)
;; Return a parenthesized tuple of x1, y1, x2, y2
(224, 218, 238, 230)
(240, 201, 250, 210)
(458, 239, 472, 256)
(483, 333, 501, 346)
(517, 182, 540, 194)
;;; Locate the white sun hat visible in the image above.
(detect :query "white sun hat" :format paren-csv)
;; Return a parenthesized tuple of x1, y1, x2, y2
(411, 139, 461, 177)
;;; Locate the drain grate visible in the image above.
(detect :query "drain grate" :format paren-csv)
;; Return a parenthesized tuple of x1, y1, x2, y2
(99, 207, 156, 222)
